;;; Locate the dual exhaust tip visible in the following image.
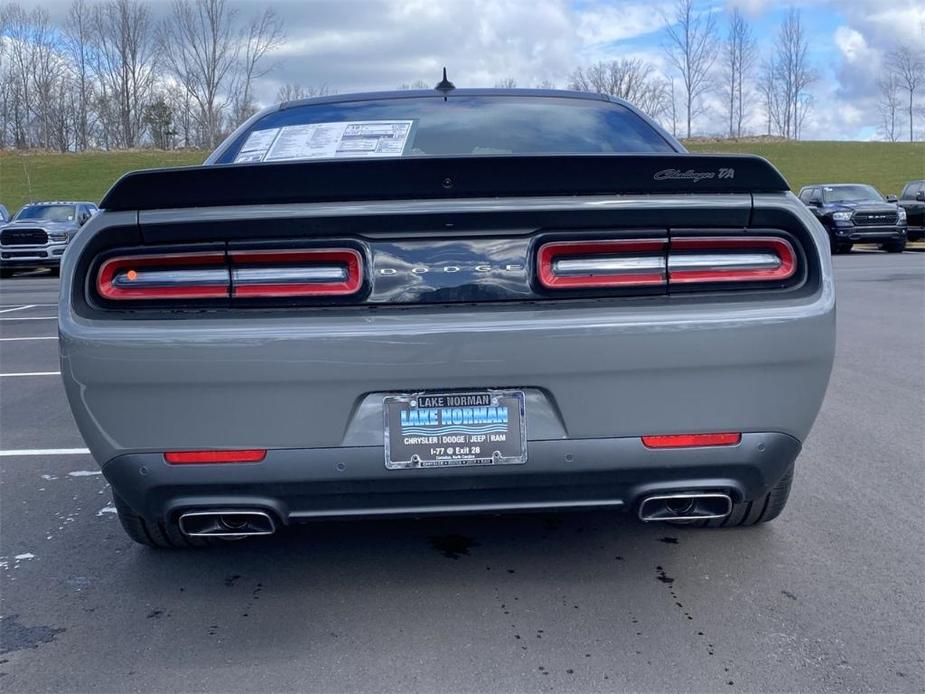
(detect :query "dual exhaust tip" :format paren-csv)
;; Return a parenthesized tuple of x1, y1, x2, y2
(178, 510, 276, 538)
(638, 493, 733, 522)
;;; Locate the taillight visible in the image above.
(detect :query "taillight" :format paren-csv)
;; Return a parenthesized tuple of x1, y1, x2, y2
(536, 235, 797, 291)
(97, 252, 229, 300)
(96, 248, 364, 302)
(164, 449, 266, 464)
(641, 433, 741, 448)
(229, 248, 363, 298)
(668, 237, 796, 284)
(537, 239, 667, 289)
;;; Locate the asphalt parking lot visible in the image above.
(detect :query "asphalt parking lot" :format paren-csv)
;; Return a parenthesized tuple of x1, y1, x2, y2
(1, 250, 923, 693)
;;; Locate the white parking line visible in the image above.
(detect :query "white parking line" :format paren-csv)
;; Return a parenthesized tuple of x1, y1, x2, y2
(0, 336, 57, 342)
(0, 371, 61, 377)
(0, 316, 57, 321)
(0, 305, 35, 314)
(0, 303, 57, 308)
(0, 448, 89, 457)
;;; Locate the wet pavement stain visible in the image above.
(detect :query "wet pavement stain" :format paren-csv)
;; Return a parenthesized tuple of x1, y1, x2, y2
(224, 574, 241, 587)
(655, 566, 675, 584)
(0, 615, 65, 655)
(428, 534, 478, 559)
(658, 537, 679, 544)
(781, 590, 798, 600)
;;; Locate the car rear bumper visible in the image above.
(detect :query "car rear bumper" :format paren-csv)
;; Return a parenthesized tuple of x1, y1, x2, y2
(103, 432, 801, 523)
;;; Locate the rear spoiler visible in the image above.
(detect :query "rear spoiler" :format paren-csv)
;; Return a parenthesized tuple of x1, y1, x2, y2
(99, 154, 789, 211)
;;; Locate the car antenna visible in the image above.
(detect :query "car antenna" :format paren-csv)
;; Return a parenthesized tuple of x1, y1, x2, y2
(435, 67, 455, 98)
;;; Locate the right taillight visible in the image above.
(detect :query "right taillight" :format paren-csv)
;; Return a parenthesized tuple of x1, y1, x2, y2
(667, 236, 796, 285)
(536, 239, 668, 289)
(535, 235, 797, 292)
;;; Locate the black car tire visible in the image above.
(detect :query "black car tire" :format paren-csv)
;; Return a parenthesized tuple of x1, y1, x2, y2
(113, 493, 211, 548)
(881, 239, 906, 253)
(0, 268, 14, 279)
(673, 467, 793, 528)
(832, 242, 853, 254)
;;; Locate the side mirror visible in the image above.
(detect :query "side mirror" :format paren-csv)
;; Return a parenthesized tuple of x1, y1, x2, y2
(886, 194, 898, 203)
(916, 191, 925, 202)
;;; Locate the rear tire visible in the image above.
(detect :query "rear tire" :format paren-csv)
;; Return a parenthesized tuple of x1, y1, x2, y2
(685, 467, 793, 528)
(0, 268, 14, 279)
(881, 239, 906, 253)
(113, 494, 209, 548)
(832, 242, 853, 254)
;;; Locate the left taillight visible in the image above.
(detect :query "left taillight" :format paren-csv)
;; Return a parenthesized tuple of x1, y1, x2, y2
(96, 252, 229, 300)
(95, 248, 364, 302)
(229, 248, 363, 298)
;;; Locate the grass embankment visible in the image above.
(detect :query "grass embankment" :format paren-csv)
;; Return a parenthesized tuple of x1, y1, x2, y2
(1, 142, 923, 214)
(0, 150, 208, 214)
(684, 140, 925, 198)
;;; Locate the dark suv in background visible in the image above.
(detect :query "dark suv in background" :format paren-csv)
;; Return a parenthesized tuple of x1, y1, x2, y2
(898, 180, 924, 241)
(0, 201, 98, 277)
(798, 183, 907, 253)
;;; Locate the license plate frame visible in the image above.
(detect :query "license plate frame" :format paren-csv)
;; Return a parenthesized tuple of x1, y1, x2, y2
(383, 390, 527, 470)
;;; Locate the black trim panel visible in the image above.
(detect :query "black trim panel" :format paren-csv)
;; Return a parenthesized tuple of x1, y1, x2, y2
(101, 154, 789, 211)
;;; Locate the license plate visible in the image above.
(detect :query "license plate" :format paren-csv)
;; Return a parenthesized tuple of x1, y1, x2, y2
(384, 390, 526, 469)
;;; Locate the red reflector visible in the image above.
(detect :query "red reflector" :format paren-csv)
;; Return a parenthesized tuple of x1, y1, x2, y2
(97, 252, 229, 300)
(164, 449, 266, 464)
(229, 248, 363, 298)
(668, 237, 796, 284)
(641, 433, 742, 449)
(537, 239, 667, 289)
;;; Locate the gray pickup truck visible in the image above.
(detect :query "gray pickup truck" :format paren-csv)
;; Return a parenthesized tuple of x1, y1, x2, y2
(0, 201, 98, 277)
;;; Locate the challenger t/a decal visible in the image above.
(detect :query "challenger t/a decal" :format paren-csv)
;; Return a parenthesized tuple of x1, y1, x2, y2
(654, 168, 735, 182)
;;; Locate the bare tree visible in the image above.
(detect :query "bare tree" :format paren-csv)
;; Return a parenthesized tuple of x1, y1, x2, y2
(64, 0, 95, 150)
(4, 3, 35, 148)
(878, 72, 902, 142)
(723, 8, 755, 138)
(569, 59, 670, 120)
(276, 83, 332, 102)
(662, 0, 718, 138)
(888, 45, 923, 142)
(398, 80, 429, 90)
(494, 77, 517, 88)
(771, 9, 815, 139)
(230, 7, 284, 128)
(160, 0, 239, 149)
(91, 0, 158, 148)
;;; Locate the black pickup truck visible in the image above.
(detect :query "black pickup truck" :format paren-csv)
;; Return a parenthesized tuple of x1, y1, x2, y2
(898, 180, 925, 241)
(798, 183, 907, 253)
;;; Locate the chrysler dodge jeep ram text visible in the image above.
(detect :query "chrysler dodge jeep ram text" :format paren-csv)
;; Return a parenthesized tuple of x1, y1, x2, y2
(58, 88, 836, 547)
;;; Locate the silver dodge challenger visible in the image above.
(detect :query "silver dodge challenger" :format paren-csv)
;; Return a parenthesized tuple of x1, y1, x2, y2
(59, 87, 835, 547)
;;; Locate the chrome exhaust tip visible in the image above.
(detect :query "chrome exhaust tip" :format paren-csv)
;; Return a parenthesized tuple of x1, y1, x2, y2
(638, 493, 733, 522)
(178, 510, 276, 538)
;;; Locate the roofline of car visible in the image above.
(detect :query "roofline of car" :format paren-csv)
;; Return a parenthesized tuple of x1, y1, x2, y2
(204, 88, 686, 166)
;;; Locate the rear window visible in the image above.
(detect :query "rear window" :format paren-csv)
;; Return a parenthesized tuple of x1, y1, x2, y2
(215, 95, 676, 164)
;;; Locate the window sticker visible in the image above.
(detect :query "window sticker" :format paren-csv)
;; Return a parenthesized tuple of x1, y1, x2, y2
(235, 120, 414, 163)
(235, 128, 281, 163)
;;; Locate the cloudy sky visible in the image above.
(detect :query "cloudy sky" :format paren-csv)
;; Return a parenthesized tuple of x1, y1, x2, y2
(43, 0, 925, 140)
